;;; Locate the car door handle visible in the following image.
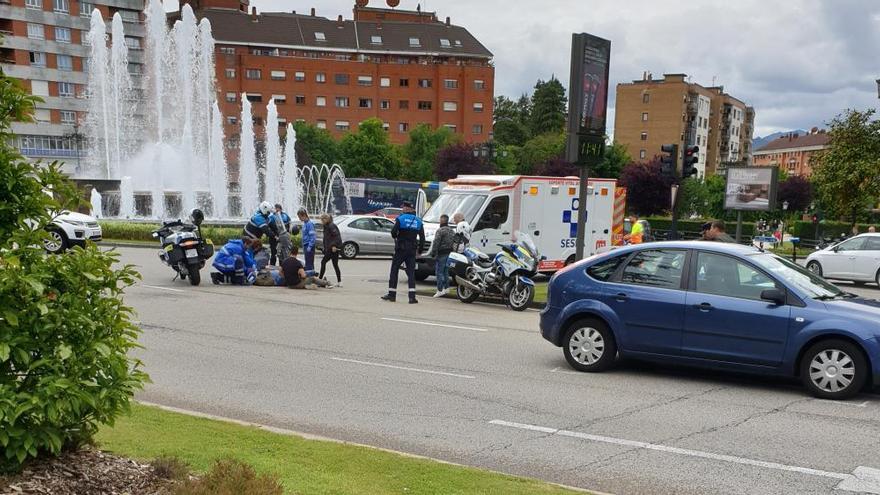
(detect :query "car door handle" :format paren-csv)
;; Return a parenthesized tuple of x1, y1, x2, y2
(533, 230, 540, 236)
(694, 302, 713, 312)
(502, 231, 511, 235)
(614, 293, 629, 302)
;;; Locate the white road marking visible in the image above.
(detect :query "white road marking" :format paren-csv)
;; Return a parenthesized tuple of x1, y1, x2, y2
(141, 284, 185, 293)
(381, 317, 488, 333)
(489, 419, 880, 494)
(332, 357, 475, 379)
(549, 367, 583, 375)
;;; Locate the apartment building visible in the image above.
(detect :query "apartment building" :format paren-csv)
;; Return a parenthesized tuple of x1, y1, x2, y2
(0, 0, 144, 175)
(753, 128, 830, 177)
(614, 73, 755, 178)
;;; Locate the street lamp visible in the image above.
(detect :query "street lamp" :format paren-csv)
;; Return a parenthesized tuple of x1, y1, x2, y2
(781, 200, 789, 247)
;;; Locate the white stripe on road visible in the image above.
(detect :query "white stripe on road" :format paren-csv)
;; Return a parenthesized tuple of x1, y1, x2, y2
(332, 357, 476, 379)
(381, 317, 489, 333)
(489, 420, 880, 493)
(141, 284, 185, 293)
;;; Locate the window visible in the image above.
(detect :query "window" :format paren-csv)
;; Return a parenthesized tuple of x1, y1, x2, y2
(60, 110, 76, 124)
(439, 38, 451, 48)
(370, 35, 382, 45)
(399, 78, 409, 87)
(54, 26, 71, 43)
(359, 98, 372, 109)
(380, 77, 391, 88)
(295, 95, 305, 105)
(399, 100, 409, 110)
(219, 47, 235, 55)
(444, 124, 457, 132)
(53, 0, 68, 13)
(476, 196, 509, 231)
(79, 1, 93, 16)
(418, 101, 432, 110)
(587, 255, 626, 281)
(642, 93, 650, 104)
(621, 249, 687, 289)
(472, 124, 482, 135)
(444, 79, 458, 89)
(864, 237, 880, 251)
(314, 32, 326, 41)
(455, 40, 463, 47)
(836, 237, 866, 252)
(398, 122, 409, 132)
(225, 92, 236, 103)
(316, 96, 326, 107)
(316, 120, 327, 130)
(27, 23, 45, 40)
(245, 93, 262, 103)
(473, 102, 484, 112)
(380, 100, 390, 110)
(351, 218, 378, 231)
(357, 75, 372, 86)
(335, 73, 349, 85)
(245, 69, 261, 80)
(335, 96, 350, 108)
(270, 70, 286, 81)
(335, 121, 350, 131)
(408, 37, 420, 47)
(124, 36, 140, 50)
(641, 112, 649, 122)
(443, 101, 457, 112)
(695, 252, 777, 301)
(252, 117, 263, 126)
(26, 0, 42, 9)
(271, 94, 286, 104)
(31, 80, 49, 96)
(316, 72, 326, 83)
(57, 81, 74, 97)
(293, 71, 305, 82)
(474, 80, 486, 90)
(34, 109, 51, 123)
(639, 149, 646, 159)
(640, 132, 648, 141)
(225, 68, 236, 79)
(418, 79, 432, 88)
(56, 55, 73, 71)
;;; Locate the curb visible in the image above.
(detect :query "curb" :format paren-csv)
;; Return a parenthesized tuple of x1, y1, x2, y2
(100, 240, 157, 250)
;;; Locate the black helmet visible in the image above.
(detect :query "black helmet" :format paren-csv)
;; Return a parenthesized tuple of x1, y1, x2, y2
(189, 208, 205, 226)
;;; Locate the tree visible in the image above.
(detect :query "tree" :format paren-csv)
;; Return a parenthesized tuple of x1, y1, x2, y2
(493, 119, 531, 147)
(777, 175, 813, 213)
(812, 109, 880, 226)
(677, 177, 709, 218)
(401, 124, 457, 182)
(515, 132, 566, 175)
(291, 121, 338, 167)
(537, 157, 579, 177)
(592, 142, 631, 179)
(493, 95, 519, 123)
(338, 118, 403, 179)
(434, 143, 493, 181)
(529, 78, 567, 136)
(619, 158, 676, 216)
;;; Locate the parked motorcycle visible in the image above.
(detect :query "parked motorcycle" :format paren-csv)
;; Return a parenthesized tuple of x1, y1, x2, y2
(448, 232, 541, 311)
(151, 209, 214, 286)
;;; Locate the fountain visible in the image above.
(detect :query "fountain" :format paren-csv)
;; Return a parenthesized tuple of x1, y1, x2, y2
(89, 188, 102, 218)
(281, 124, 301, 215)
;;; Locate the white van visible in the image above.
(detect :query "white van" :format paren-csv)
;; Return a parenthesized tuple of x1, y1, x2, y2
(416, 175, 624, 278)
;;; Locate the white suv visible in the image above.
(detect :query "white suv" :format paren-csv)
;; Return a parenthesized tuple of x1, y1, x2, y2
(45, 211, 103, 253)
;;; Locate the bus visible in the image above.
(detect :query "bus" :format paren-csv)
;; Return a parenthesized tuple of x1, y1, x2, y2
(345, 179, 443, 216)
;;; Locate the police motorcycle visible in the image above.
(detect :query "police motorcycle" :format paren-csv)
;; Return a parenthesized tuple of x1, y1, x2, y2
(151, 208, 214, 286)
(448, 231, 540, 311)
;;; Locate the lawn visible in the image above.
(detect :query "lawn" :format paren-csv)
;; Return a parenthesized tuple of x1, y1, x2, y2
(96, 404, 582, 495)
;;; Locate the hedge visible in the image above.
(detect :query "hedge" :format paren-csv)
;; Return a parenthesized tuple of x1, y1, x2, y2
(645, 217, 757, 239)
(790, 220, 876, 240)
(100, 221, 302, 248)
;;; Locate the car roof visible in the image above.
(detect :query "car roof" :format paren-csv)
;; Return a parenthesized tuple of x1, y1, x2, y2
(608, 241, 762, 257)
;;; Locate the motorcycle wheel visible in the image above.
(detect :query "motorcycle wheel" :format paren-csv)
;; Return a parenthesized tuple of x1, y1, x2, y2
(456, 268, 481, 304)
(508, 282, 534, 312)
(187, 264, 201, 286)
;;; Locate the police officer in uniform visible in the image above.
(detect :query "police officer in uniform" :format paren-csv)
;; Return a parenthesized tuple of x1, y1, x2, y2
(243, 201, 276, 242)
(381, 201, 426, 304)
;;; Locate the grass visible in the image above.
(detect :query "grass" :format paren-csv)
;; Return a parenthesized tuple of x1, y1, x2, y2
(425, 282, 549, 306)
(96, 404, 582, 495)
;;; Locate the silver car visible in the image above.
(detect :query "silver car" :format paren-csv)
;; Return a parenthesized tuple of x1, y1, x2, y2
(317, 215, 396, 259)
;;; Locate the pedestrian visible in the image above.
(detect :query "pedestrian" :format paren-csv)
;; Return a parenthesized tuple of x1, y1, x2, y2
(243, 201, 275, 242)
(381, 201, 426, 304)
(281, 245, 332, 289)
(269, 203, 292, 265)
(452, 215, 472, 254)
(211, 238, 257, 285)
(297, 208, 317, 275)
(625, 215, 644, 244)
(870, 226, 877, 233)
(319, 213, 343, 287)
(429, 214, 454, 297)
(701, 220, 736, 243)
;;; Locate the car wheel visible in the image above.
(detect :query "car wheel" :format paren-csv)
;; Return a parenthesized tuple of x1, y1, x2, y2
(800, 339, 867, 400)
(563, 318, 617, 372)
(876, 269, 880, 288)
(806, 261, 823, 277)
(341, 242, 358, 259)
(44, 228, 68, 254)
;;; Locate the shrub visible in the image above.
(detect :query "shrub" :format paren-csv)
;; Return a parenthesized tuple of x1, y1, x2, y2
(152, 455, 190, 481)
(645, 217, 757, 239)
(171, 458, 283, 495)
(99, 221, 302, 249)
(0, 72, 147, 472)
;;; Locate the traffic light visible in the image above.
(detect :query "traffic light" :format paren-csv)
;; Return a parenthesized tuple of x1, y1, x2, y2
(682, 146, 700, 178)
(660, 144, 678, 177)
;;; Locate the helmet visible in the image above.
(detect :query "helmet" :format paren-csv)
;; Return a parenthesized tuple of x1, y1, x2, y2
(259, 201, 272, 215)
(455, 221, 472, 240)
(189, 208, 205, 226)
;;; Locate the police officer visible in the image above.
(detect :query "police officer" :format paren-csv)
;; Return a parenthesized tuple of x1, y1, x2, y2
(268, 203, 292, 265)
(243, 201, 276, 242)
(381, 201, 426, 304)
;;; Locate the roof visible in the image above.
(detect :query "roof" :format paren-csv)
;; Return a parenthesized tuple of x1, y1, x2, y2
(196, 8, 493, 59)
(755, 132, 830, 153)
(598, 241, 762, 258)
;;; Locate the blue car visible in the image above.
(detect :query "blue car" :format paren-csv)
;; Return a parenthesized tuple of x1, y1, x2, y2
(540, 241, 880, 400)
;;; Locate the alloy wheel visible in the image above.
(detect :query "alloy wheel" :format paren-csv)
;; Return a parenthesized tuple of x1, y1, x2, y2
(568, 327, 605, 365)
(809, 349, 855, 394)
(44, 231, 64, 253)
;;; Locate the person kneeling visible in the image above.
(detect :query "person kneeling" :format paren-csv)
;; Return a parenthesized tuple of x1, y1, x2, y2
(281, 246, 332, 290)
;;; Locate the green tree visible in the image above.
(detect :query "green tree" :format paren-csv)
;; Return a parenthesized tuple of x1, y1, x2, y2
(592, 141, 631, 179)
(338, 118, 403, 179)
(291, 122, 338, 167)
(812, 109, 880, 226)
(677, 177, 709, 218)
(0, 73, 146, 471)
(529, 78, 567, 136)
(401, 124, 457, 182)
(515, 132, 566, 175)
(493, 119, 531, 147)
(493, 95, 518, 122)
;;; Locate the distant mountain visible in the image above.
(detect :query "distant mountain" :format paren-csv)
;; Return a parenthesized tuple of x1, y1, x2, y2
(753, 130, 807, 151)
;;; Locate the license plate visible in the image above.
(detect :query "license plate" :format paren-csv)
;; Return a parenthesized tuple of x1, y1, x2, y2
(185, 249, 198, 258)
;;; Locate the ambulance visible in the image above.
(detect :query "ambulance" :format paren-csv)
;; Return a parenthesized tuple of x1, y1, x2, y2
(415, 175, 626, 279)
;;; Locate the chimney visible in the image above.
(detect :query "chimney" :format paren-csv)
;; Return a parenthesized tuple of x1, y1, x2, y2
(250, 6, 257, 21)
(310, 7, 315, 16)
(337, 14, 343, 24)
(446, 16, 451, 26)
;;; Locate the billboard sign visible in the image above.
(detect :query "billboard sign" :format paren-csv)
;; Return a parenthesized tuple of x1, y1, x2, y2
(724, 166, 779, 211)
(566, 33, 611, 167)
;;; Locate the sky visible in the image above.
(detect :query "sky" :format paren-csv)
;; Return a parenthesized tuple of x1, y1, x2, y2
(192, 0, 880, 138)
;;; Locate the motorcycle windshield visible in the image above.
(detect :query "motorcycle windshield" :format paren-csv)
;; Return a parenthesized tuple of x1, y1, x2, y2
(514, 231, 539, 260)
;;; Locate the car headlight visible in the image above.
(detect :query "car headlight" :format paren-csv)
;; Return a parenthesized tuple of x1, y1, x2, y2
(62, 219, 86, 227)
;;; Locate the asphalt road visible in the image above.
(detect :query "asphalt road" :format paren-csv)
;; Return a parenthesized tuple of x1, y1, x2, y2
(114, 246, 880, 495)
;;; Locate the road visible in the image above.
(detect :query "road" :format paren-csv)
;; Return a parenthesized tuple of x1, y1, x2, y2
(114, 246, 880, 495)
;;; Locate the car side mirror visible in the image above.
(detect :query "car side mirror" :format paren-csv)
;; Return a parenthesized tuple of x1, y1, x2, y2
(832, 246, 839, 252)
(760, 288, 786, 305)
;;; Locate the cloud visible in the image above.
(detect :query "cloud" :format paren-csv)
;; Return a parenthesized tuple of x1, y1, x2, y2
(203, 0, 878, 136)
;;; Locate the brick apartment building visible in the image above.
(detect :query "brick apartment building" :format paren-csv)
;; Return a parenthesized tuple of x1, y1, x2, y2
(0, 0, 145, 174)
(753, 127, 830, 177)
(186, 0, 495, 146)
(614, 73, 755, 178)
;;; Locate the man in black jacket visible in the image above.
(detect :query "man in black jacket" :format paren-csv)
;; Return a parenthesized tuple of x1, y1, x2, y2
(382, 201, 426, 304)
(429, 214, 454, 297)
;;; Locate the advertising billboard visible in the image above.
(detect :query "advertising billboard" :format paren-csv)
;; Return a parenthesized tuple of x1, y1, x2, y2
(723, 166, 779, 211)
(566, 33, 611, 166)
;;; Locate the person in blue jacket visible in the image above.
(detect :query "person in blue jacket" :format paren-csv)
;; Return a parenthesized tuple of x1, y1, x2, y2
(268, 203, 292, 265)
(297, 207, 317, 275)
(210, 238, 257, 285)
(243, 201, 276, 242)
(381, 201, 425, 304)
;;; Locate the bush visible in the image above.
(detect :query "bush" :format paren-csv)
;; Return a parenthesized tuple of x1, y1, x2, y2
(171, 458, 283, 495)
(790, 220, 875, 240)
(645, 217, 757, 239)
(99, 221, 302, 250)
(152, 455, 190, 481)
(0, 73, 147, 472)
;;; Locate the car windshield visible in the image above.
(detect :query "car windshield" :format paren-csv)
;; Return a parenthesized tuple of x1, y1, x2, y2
(422, 193, 486, 224)
(747, 253, 844, 299)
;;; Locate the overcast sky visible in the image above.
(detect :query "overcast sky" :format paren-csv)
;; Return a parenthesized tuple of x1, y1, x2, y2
(200, 0, 880, 138)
